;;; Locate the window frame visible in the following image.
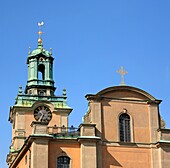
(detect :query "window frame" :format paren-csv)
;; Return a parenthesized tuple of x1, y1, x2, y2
(57, 155, 70, 168)
(118, 111, 134, 143)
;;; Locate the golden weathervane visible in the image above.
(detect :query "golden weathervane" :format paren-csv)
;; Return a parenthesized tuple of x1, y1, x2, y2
(37, 21, 44, 43)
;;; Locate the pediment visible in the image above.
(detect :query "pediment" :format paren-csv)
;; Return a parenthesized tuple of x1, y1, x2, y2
(95, 86, 157, 101)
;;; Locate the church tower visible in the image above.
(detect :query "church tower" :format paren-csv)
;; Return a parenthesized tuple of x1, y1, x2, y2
(6, 23, 72, 166)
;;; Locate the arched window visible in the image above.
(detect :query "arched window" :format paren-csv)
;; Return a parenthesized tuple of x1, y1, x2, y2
(38, 64, 45, 80)
(57, 156, 70, 168)
(119, 113, 131, 142)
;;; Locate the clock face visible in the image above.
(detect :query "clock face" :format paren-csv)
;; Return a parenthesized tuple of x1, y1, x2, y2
(34, 106, 52, 122)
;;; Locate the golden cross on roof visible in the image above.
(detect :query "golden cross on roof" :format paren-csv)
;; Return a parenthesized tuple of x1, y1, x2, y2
(116, 66, 128, 85)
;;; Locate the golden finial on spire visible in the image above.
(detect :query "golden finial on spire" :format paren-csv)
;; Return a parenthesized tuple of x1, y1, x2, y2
(37, 21, 44, 44)
(116, 66, 128, 85)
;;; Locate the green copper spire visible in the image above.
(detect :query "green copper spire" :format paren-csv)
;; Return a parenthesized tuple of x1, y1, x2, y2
(25, 22, 55, 96)
(13, 22, 72, 111)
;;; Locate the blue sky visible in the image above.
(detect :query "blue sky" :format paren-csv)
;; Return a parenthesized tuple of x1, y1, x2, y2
(1, 0, 170, 167)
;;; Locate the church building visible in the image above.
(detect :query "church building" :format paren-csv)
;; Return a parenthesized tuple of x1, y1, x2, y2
(6, 24, 170, 168)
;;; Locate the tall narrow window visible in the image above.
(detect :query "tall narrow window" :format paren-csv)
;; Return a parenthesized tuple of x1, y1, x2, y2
(57, 156, 70, 168)
(119, 113, 131, 142)
(38, 64, 45, 80)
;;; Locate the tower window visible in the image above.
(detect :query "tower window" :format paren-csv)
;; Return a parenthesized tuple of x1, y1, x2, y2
(28, 90, 34, 95)
(119, 113, 131, 142)
(38, 64, 45, 80)
(38, 90, 46, 96)
(57, 156, 70, 168)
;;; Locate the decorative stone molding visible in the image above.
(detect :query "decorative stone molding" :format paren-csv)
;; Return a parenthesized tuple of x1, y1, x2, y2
(79, 123, 96, 136)
(31, 121, 48, 134)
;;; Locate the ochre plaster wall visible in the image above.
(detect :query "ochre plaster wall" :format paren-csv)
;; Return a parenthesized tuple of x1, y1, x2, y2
(24, 111, 35, 136)
(102, 146, 151, 168)
(102, 100, 150, 143)
(48, 141, 80, 168)
(49, 113, 63, 127)
(161, 146, 170, 168)
(15, 110, 63, 138)
(15, 149, 31, 168)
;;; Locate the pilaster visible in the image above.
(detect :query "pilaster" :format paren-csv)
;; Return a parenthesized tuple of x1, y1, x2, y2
(78, 123, 100, 168)
(30, 121, 49, 168)
(31, 139, 49, 168)
(90, 102, 102, 137)
(148, 103, 160, 168)
(148, 103, 159, 143)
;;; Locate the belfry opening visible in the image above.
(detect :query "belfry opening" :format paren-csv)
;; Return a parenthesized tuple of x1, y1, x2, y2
(38, 64, 45, 80)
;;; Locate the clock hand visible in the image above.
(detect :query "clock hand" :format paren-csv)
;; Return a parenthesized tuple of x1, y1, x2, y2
(39, 111, 44, 121)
